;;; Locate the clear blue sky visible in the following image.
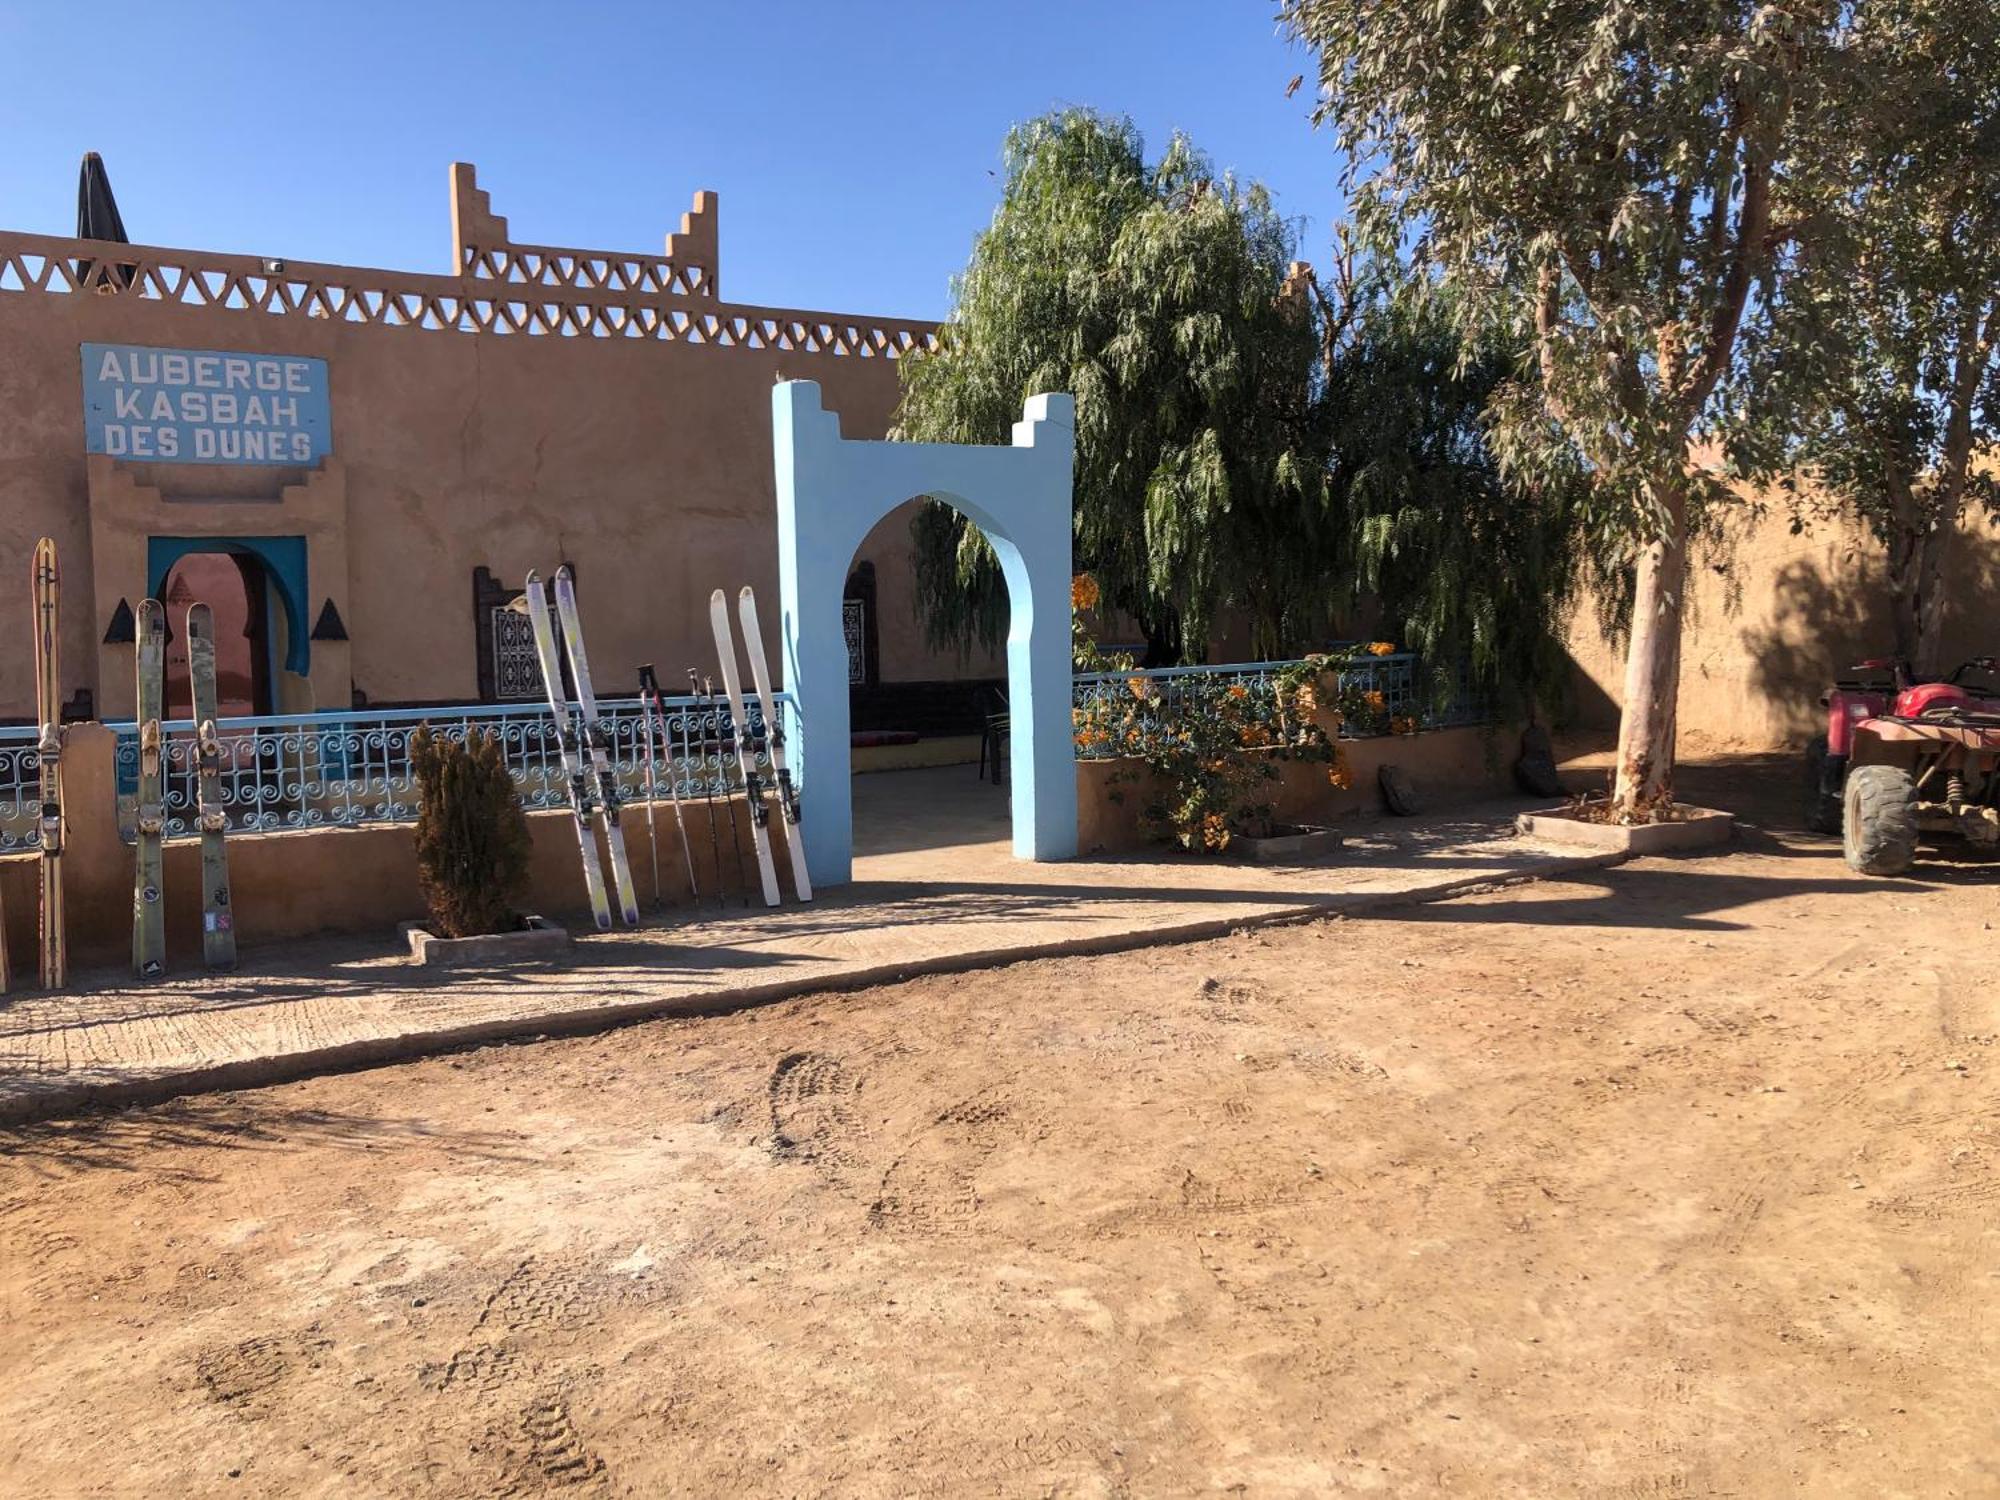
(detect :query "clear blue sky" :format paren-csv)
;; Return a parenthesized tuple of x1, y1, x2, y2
(0, 1, 1338, 321)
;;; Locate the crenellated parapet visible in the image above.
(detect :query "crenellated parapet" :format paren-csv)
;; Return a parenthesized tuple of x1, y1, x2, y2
(449, 161, 720, 300)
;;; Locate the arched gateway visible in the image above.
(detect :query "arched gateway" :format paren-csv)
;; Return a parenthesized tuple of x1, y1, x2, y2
(772, 379, 1077, 889)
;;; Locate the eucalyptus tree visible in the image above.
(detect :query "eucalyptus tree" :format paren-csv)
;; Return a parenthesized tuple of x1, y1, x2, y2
(895, 109, 1333, 663)
(1284, 0, 1855, 816)
(1750, 0, 2000, 678)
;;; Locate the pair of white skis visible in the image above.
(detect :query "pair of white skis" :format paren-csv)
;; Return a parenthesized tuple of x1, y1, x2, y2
(521, 566, 640, 932)
(709, 586, 811, 908)
(520, 570, 808, 926)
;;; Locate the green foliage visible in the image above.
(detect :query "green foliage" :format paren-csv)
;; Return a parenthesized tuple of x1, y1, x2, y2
(411, 727, 533, 939)
(1329, 273, 1588, 720)
(1743, 0, 2000, 672)
(897, 109, 1331, 663)
(1284, 0, 1861, 532)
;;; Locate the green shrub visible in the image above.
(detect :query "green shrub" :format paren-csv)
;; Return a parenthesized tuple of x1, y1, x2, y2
(411, 726, 533, 938)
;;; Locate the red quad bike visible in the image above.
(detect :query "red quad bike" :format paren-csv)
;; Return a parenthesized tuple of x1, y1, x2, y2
(1806, 655, 2000, 875)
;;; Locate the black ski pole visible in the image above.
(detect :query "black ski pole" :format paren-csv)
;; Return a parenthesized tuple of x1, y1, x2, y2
(636, 665, 665, 910)
(641, 665, 700, 909)
(690, 668, 730, 909)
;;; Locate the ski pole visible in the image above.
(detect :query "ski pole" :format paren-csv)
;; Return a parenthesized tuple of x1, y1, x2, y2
(690, 668, 729, 909)
(637, 664, 665, 911)
(641, 666, 701, 909)
(706, 672, 752, 907)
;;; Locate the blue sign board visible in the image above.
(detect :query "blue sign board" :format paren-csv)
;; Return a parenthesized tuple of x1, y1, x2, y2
(81, 343, 332, 466)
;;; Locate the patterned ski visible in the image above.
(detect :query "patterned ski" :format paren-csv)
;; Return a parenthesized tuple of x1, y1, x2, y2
(521, 571, 612, 931)
(735, 587, 811, 902)
(187, 603, 237, 970)
(32, 538, 64, 988)
(708, 589, 781, 908)
(552, 568, 641, 926)
(133, 597, 167, 979)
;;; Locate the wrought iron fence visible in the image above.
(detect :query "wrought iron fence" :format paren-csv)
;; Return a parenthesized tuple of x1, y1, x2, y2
(1070, 653, 1491, 762)
(0, 725, 41, 852)
(107, 694, 787, 842)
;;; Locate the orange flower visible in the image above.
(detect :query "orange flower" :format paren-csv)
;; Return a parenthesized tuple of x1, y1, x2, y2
(1363, 690, 1386, 712)
(1367, 641, 1396, 657)
(1327, 764, 1353, 790)
(1071, 573, 1101, 611)
(1201, 813, 1232, 851)
(1127, 676, 1154, 701)
(1226, 683, 1249, 700)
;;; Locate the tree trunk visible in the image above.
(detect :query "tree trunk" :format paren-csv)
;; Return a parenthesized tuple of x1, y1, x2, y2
(1612, 483, 1690, 817)
(1911, 521, 1956, 681)
(1886, 526, 1924, 670)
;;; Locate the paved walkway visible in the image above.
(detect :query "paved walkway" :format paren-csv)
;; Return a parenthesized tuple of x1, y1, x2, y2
(0, 771, 1629, 1123)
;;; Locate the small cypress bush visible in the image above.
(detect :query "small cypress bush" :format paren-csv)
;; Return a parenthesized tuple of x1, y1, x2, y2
(411, 726, 533, 938)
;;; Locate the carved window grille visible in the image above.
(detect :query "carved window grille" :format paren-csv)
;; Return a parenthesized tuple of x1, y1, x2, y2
(491, 604, 544, 700)
(844, 600, 867, 686)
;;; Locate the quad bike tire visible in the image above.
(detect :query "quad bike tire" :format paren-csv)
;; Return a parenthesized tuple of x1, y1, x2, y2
(1842, 762, 1917, 875)
(1803, 735, 1842, 835)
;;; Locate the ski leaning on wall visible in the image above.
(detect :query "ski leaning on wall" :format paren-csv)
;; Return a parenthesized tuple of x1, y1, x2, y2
(132, 597, 167, 980)
(519, 570, 613, 931)
(735, 587, 811, 903)
(32, 538, 67, 990)
(186, 603, 237, 970)
(552, 567, 641, 927)
(708, 589, 782, 908)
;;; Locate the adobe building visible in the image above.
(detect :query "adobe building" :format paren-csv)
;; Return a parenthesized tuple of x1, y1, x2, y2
(0, 163, 1000, 728)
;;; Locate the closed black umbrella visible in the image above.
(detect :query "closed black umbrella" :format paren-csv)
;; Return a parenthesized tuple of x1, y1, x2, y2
(76, 151, 133, 289)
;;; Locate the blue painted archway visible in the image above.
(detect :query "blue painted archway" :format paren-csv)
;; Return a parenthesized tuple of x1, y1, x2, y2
(148, 534, 311, 676)
(772, 380, 1076, 889)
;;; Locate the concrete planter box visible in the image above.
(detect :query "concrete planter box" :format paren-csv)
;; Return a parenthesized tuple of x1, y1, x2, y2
(1515, 804, 1734, 854)
(405, 915, 572, 967)
(1232, 824, 1344, 863)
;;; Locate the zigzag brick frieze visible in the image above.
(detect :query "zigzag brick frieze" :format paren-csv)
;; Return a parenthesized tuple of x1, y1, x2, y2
(0, 230, 938, 360)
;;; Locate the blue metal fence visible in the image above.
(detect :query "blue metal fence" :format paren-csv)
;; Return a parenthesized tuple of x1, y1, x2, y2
(0, 725, 41, 852)
(105, 693, 783, 843)
(2, 658, 1489, 846)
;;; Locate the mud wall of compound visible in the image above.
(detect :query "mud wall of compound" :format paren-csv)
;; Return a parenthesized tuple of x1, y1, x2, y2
(0, 215, 954, 726)
(1564, 505, 2000, 754)
(0, 723, 780, 981)
(1074, 725, 1509, 856)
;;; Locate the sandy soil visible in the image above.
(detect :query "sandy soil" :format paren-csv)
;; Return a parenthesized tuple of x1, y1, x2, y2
(2, 824, 1996, 1497)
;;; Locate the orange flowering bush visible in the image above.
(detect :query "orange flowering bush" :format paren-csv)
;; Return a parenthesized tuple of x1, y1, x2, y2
(1071, 572, 1101, 612)
(1367, 641, 1398, 657)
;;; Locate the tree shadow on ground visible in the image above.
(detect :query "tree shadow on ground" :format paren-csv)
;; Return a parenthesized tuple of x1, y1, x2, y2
(0, 1099, 530, 1180)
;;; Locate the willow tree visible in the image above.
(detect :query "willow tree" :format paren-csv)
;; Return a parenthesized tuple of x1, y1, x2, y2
(1328, 265, 1589, 722)
(895, 110, 1332, 663)
(1749, 0, 2000, 678)
(1285, 1, 1854, 816)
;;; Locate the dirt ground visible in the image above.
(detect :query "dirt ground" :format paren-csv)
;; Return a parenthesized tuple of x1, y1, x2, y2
(3, 802, 1997, 1495)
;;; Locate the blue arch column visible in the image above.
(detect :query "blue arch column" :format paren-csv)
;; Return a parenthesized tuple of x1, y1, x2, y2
(772, 379, 1077, 889)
